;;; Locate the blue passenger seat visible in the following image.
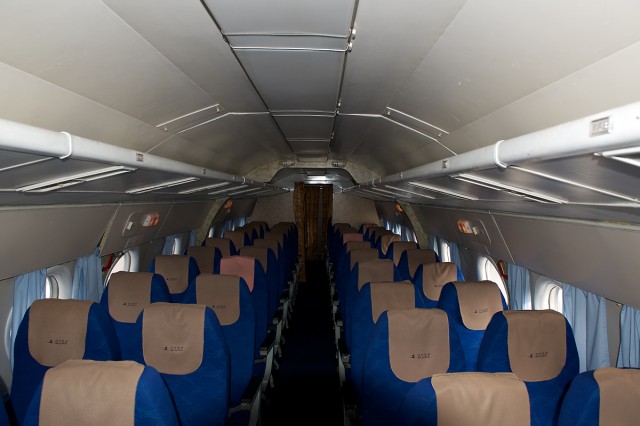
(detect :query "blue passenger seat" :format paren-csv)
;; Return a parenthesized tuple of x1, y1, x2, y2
(397, 248, 439, 282)
(413, 262, 464, 308)
(149, 255, 200, 303)
(186, 245, 221, 274)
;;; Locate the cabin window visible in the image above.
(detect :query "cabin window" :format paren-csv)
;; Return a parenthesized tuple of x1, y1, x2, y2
(478, 256, 509, 306)
(105, 248, 140, 284)
(45, 276, 59, 299)
(534, 278, 564, 313)
(439, 240, 451, 262)
(46, 265, 73, 299)
(382, 219, 417, 242)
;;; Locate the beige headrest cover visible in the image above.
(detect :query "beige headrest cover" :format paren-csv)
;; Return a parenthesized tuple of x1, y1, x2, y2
(254, 239, 280, 259)
(240, 246, 269, 273)
(342, 233, 363, 244)
(504, 310, 567, 382)
(421, 262, 458, 301)
(390, 241, 418, 266)
(195, 274, 241, 326)
(406, 249, 437, 278)
(154, 255, 190, 295)
(220, 256, 255, 291)
(388, 309, 450, 383)
(595, 367, 640, 425)
(142, 303, 205, 375)
(39, 360, 143, 426)
(224, 230, 247, 250)
(350, 248, 379, 270)
(358, 259, 395, 290)
(370, 282, 415, 323)
(380, 234, 401, 256)
(187, 246, 215, 274)
(432, 372, 530, 426)
(263, 231, 284, 250)
(345, 241, 372, 253)
(453, 281, 504, 330)
(204, 238, 231, 258)
(107, 272, 153, 323)
(28, 299, 92, 367)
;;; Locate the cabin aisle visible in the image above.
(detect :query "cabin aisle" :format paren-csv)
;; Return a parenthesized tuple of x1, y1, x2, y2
(261, 260, 343, 425)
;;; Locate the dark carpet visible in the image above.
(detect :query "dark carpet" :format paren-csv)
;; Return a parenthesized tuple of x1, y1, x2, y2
(260, 260, 344, 425)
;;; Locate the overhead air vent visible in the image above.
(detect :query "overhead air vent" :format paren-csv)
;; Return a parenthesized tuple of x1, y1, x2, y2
(126, 177, 199, 194)
(408, 181, 478, 201)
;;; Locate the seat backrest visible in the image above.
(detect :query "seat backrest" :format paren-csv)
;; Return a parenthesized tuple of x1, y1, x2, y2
(348, 282, 426, 396)
(186, 245, 221, 274)
(149, 255, 200, 303)
(378, 233, 401, 257)
(437, 281, 507, 370)
(240, 245, 279, 320)
(220, 255, 269, 348)
(100, 272, 172, 357)
(476, 310, 579, 426)
(224, 230, 251, 252)
(127, 303, 230, 426)
(361, 308, 466, 426)
(557, 367, 640, 426)
(10, 299, 120, 424)
(397, 248, 439, 281)
(204, 237, 233, 257)
(413, 262, 464, 307)
(23, 359, 179, 426)
(343, 258, 399, 321)
(400, 372, 531, 426)
(386, 241, 419, 266)
(183, 274, 256, 406)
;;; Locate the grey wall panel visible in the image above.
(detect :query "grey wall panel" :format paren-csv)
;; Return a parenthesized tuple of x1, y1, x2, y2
(410, 205, 461, 246)
(157, 201, 215, 240)
(0, 205, 117, 280)
(250, 192, 294, 228)
(211, 198, 257, 224)
(494, 213, 640, 309)
(333, 193, 379, 228)
(100, 203, 174, 256)
(444, 210, 514, 263)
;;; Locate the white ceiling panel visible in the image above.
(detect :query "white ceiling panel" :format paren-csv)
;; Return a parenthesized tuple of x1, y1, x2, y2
(390, 0, 640, 133)
(0, 0, 215, 125)
(102, 0, 266, 112)
(274, 115, 335, 140)
(340, 0, 467, 114)
(235, 49, 344, 112)
(289, 140, 330, 155)
(204, 0, 355, 36)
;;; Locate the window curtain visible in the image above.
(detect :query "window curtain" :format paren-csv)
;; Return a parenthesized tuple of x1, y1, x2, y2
(562, 284, 610, 372)
(617, 305, 640, 368)
(449, 241, 462, 268)
(11, 269, 46, 368)
(71, 247, 104, 302)
(162, 234, 177, 255)
(427, 233, 439, 256)
(507, 263, 532, 310)
(189, 229, 197, 247)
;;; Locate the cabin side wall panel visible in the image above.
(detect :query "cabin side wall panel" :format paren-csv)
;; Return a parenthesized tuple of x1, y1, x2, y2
(156, 201, 217, 240)
(494, 214, 640, 309)
(332, 193, 379, 228)
(0, 206, 118, 281)
(250, 192, 295, 228)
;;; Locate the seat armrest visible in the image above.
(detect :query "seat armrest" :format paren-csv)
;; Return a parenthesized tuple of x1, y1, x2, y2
(259, 331, 276, 356)
(338, 336, 350, 367)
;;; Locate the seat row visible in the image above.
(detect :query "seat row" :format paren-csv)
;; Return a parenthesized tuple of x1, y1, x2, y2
(10, 222, 299, 426)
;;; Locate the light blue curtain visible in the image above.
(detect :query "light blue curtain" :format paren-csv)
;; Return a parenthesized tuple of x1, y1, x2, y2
(11, 269, 46, 368)
(507, 263, 531, 310)
(617, 305, 640, 368)
(71, 247, 104, 302)
(189, 229, 197, 247)
(162, 234, 178, 255)
(562, 284, 610, 372)
(427, 234, 439, 256)
(449, 242, 462, 268)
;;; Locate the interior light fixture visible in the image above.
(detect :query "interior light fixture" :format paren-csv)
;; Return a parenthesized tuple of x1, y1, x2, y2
(407, 181, 478, 201)
(367, 187, 400, 198)
(595, 146, 640, 168)
(384, 185, 435, 200)
(209, 185, 247, 196)
(227, 187, 263, 196)
(126, 177, 199, 194)
(359, 188, 395, 199)
(16, 165, 136, 193)
(451, 173, 567, 204)
(178, 181, 229, 195)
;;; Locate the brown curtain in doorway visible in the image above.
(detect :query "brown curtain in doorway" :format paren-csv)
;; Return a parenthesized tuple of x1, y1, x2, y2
(293, 182, 307, 282)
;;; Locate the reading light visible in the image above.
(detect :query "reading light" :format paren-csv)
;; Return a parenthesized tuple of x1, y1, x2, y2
(178, 181, 229, 195)
(126, 177, 199, 194)
(451, 173, 567, 204)
(407, 181, 478, 201)
(16, 166, 136, 193)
